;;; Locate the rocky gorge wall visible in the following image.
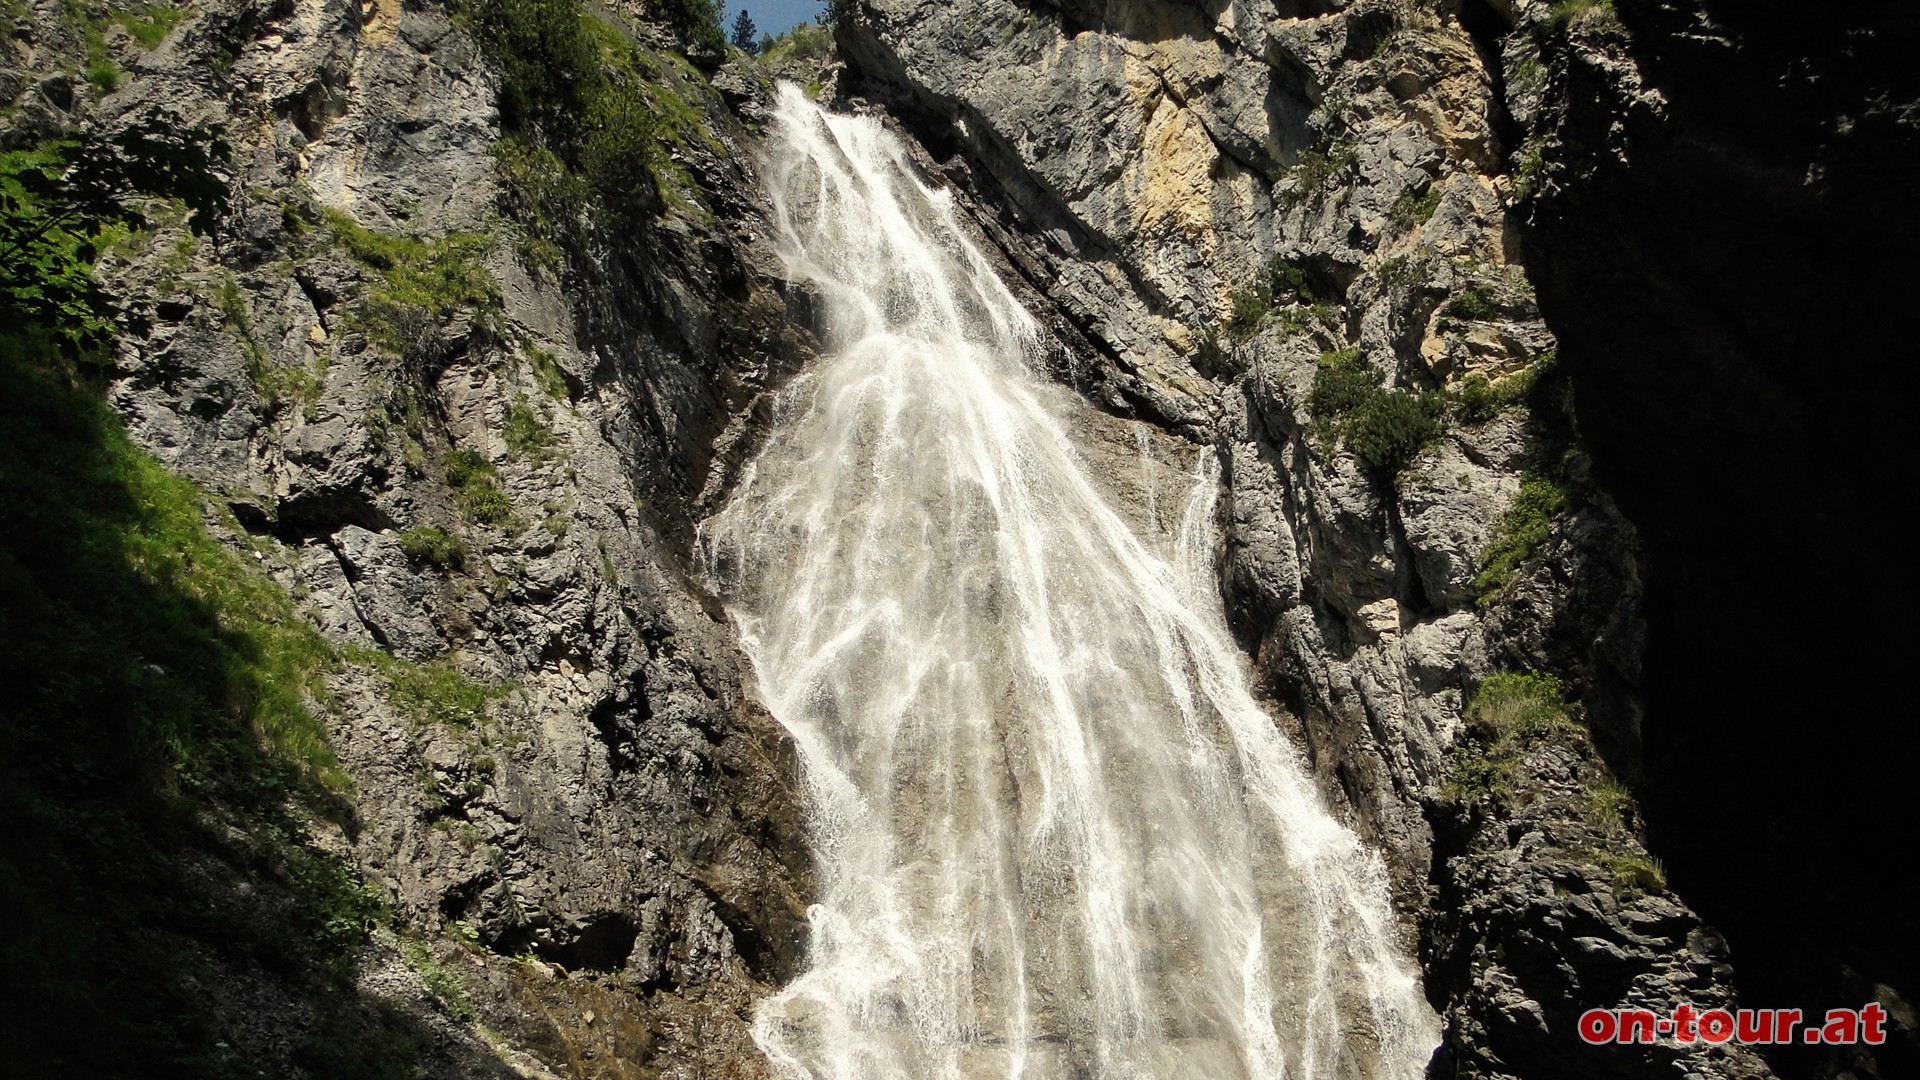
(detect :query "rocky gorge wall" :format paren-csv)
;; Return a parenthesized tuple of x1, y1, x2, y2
(1513, 5, 1919, 1078)
(3, 0, 1912, 1077)
(4, 0, 818, 1075)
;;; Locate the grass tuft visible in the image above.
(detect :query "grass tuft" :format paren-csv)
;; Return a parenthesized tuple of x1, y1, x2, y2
(1473, 475, 1568, 599)
(398, 525, 468, 570)
(352, 649, 512, 730)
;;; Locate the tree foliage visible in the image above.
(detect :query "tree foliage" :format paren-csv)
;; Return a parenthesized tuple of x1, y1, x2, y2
(1304, 348, 1447, 476)
(0, 111, 229, 358)
(461, 0, 718, 213)
(730, 7, 757, 48)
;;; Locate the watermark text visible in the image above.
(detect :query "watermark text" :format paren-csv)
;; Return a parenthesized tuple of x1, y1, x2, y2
(1578, 1004, 1888, 1046)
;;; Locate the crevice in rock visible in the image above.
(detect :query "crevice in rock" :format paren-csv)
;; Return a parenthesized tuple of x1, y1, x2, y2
(537, 913, 641, 975)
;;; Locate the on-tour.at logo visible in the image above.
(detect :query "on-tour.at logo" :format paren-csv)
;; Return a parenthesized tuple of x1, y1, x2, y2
(1578, 1003, 1890, 1046)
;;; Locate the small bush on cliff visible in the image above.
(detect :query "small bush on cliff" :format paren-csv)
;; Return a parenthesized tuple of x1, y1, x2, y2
(1224, 279, 1273, 341)
(1277, 141, 1357, 206)
(1305, 348, 1448, 475)
(1220, 255, 1339, 341)
(1307, 348, 1374, 419)
(462, 0, 723, 220)
(504, 398, 561, 463)
(1549, 0, 1616, 30)
(353, 649, 511, 730)
(1443, 283, 1500, 321)
(1388, 184, 1442, 230)
(322, 208, 499, 370)
(1378, 250, 1434, 291)
(1269, 260, 1316, 301)
(1603, 853, 1667, 898)
(1445, 368, 1541, 425)
(444, 448, 515, 526)
(215, 272, 321, 413)
(1346, 386, 1446, 473)
(402, 936, 480, 1023)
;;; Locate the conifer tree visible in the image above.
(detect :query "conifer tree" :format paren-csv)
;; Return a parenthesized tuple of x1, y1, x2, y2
(730, 8, 758, 49)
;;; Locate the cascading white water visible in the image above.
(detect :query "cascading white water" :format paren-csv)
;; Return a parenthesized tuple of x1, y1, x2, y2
(699, 86, 1441, 1080)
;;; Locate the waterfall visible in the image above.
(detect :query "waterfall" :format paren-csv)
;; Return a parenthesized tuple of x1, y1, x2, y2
(699, 85, 1440, 1080)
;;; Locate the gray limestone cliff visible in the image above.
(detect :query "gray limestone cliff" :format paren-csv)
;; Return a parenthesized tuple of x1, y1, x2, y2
(5, 0, 813, 1075)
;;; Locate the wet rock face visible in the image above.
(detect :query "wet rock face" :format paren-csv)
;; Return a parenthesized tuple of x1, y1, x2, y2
(1514, 1, 1920, 1075)
(831, 0, 1792, 1076)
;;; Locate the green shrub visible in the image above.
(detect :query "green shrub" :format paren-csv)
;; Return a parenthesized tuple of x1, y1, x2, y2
(1468, 671, 1567, 731)
(1512, 138, 1547, 198)
(460, 0, 717, 214)
(1603, 853, 1667, 897)
(1449, 373, 1500, 425)
(1388, 184, 1442, 230)
(492, 139, 587, 275)
(1379, 251, 1431, 290)
(1549, 0, 1614, 29)
(323, 209, 498, 367)
(402, 938, 478, 1023)
(1268, 254, 1332, 303)
(1224, 280, 1273, 341)
(526, 344, 573, 400)
(444, 448, 513, 525)
(1473, 475, 1568, 598)
(1307, 348, 1374, 418)
(462, 485, 513, 525)
(443, 447, 495, 488)
(1305, 348, 1446, 474)
(1443, 283, 1500, 321)
(1346, 387, 1445, 474)
(85, 59, 121, 92)
(1585, 776, 1637, 833)
(1446, 349, 1553, 425)
(288, 846, 388, 953)
(120, 3, 185, 48)
(1442, 671, 1577, 807)
(398, 525, 468, 569)
(575, 78, 665, 203)
(504, 398, 559, 462)
(1277, 141, 1356, 206)
(1275, 302, 1334, 335)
